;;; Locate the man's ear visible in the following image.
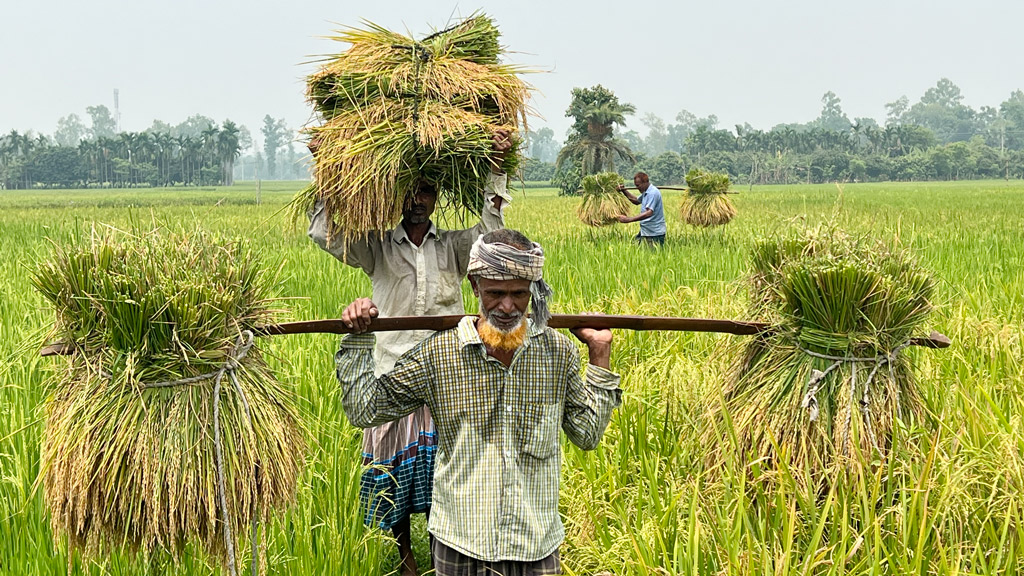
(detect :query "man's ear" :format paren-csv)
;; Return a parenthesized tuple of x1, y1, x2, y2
(468, 275, 479, 297)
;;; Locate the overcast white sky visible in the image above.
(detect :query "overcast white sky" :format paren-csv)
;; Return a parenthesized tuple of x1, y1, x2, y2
(3, 0, 1023, 148)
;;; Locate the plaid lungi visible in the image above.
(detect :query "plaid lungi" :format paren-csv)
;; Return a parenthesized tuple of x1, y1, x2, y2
(359, 405, 436, 530)
(432, 539, 560, 576)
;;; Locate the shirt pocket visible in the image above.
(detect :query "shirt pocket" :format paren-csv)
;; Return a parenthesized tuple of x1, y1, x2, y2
(434, 271, 462, 307)
(519, 402, 561, 461)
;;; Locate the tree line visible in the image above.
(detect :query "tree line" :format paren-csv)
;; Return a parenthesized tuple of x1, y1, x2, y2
(0, 106, 305, 189)
(527, 78, 1024, 193)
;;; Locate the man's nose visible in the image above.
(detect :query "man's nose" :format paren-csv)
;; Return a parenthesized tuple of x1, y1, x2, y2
(497, 296, 516, 313)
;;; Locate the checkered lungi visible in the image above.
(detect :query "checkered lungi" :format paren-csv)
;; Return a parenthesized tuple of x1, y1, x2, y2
(432, 539, 560, 576)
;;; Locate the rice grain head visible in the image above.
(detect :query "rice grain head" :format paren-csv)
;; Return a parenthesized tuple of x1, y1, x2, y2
(577, 172, 633, 227)
(296, 13, 534, 240)
(33, 225, 305, 569)
(706, 225, 934, 486)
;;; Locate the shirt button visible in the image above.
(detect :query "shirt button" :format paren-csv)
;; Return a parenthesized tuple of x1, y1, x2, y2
(506, 405, 512, 412)
(505, 450, 512, 458)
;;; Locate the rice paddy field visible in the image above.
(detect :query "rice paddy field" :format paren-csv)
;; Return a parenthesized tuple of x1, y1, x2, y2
(1, 179, 1023, 575)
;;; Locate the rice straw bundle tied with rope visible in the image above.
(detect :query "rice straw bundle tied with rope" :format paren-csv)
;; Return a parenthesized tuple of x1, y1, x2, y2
(297, 13, 533, 240)
(707, 226, 935, 481)
(33, 227, 304, 573)
(680, 167, 736, 227)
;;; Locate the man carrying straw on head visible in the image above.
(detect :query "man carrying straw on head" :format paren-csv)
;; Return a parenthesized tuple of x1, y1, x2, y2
(335, 228, 622, 576)
(309, 132, 513, 576)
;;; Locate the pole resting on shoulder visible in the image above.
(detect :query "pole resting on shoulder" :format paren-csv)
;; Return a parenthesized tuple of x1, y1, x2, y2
(39, 315, 952, 357)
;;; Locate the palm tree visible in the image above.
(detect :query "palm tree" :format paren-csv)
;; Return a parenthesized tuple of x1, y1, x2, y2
(556, 101, 636, 175)
(217, 121, 241, 186)
(200, 126, 220, 184)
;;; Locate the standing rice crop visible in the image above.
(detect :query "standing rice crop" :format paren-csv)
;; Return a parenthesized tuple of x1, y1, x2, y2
(296, 13, 532, 240)
(708, 226, 935, 480)
(680, 167, 736, 227)
(32, 226, 304, 571)
(577, 172, 632, 226)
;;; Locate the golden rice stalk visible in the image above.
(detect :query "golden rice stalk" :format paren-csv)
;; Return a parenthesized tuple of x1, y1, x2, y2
(577, 172, 632, 227)
(680, 192, 736, 227)
(685, 167, 731, 194)
(705, 226, 934, 484)
(33, 226, 304, 569)
(298, 13, 533, 240)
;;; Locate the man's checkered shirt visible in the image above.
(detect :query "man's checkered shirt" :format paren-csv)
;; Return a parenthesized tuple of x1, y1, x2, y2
(335, 316, 621, 563)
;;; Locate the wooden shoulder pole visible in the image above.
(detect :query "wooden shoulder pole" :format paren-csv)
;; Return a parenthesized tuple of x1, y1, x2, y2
(40, 314, 951, 356)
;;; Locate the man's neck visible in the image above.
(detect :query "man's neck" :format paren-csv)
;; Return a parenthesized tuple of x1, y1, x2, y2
(401, 219, 432, 247)
(484, 343, 515, 367)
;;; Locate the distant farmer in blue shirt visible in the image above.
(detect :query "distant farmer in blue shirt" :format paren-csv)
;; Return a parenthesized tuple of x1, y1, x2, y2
(616, 172, 666, 246)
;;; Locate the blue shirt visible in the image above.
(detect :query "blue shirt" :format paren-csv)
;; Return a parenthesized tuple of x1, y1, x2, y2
(638, 185, 666, 237)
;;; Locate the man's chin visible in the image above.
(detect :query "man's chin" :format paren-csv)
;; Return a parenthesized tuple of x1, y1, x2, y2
(478, 316, 527, 351)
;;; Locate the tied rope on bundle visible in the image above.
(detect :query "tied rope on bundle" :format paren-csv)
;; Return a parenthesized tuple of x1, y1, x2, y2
(798, 340, 914, 453)
(138, 331, 260, 576)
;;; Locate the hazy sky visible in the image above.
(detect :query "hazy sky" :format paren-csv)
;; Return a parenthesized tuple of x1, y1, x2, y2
(3, 0, 1023, 147)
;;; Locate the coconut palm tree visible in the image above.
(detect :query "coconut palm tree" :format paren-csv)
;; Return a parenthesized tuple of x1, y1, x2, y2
(217, 121, 241, 186)
(556, 100, 636, 176)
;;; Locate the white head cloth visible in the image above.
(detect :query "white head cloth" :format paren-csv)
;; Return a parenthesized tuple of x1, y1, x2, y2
(467, 236, 554, 328)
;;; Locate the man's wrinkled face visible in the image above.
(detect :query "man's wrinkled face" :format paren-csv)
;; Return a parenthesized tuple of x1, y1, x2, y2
(402, 183, 437, 225)
(634, 175, 649, 193)
(473, 277, 531, 332)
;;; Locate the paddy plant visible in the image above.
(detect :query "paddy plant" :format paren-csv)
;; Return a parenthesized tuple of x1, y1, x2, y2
(32, 226, 305, 571)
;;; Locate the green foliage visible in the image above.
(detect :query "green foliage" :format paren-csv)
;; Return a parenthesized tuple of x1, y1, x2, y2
(552, 161, 581, 197)
(521, 157, 556, 182)
(556, 85, 636, 176)
(638, 151, 687, 185)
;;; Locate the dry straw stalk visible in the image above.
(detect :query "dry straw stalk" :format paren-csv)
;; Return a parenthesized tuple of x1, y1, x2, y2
(577, 172, 633, 226)
(33, 226, 304, 569)
(296, 14, 533, 240)
(707, 226, 934, 482)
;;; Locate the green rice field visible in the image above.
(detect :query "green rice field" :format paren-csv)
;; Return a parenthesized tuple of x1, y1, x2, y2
(1, 179, 1023, 575)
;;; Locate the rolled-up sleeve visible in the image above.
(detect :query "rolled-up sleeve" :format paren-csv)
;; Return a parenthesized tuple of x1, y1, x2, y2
(308, 200, 378, 274)
(562, 354, 622, 451)
(335, 333, 430, 428)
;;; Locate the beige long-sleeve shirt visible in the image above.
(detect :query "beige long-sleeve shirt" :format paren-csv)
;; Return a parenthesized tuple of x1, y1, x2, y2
(308, 172, 510, 375)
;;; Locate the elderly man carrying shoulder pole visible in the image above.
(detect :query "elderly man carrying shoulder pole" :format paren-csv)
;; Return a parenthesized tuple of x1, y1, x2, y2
(336, 228, 622, 576)
(309, 131, 514, 576)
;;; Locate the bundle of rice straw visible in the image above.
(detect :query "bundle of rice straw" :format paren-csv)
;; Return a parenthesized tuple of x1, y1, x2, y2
(33, 227, 303, 571)
(708, 226, 934, 479)
(577, 172, 632, 226)
(296, 13, 532, 239)
(680, 167, 736, 227)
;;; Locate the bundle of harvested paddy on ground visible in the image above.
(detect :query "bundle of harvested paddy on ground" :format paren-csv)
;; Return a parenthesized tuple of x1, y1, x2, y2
(33, 227, 303, 569)
(708, 226, 934, 479)
(296, 13, 532, 239)
(680, 167, 736, 227)
(577, 172, 632, 226)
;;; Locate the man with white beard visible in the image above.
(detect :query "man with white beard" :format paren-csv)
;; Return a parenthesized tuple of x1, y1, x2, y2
(335, 228, 622, 575)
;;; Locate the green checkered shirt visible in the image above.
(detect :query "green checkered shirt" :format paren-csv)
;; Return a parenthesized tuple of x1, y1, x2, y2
(335, 316, 621, 562)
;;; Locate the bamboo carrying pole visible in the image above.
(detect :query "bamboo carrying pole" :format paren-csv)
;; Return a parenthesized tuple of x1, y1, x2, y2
(577, 186, 739, 194)
(39, 314, 951, 356)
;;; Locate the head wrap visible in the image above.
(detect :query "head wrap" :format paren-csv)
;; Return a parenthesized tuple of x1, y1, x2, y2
(467, 236, 554, 328)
